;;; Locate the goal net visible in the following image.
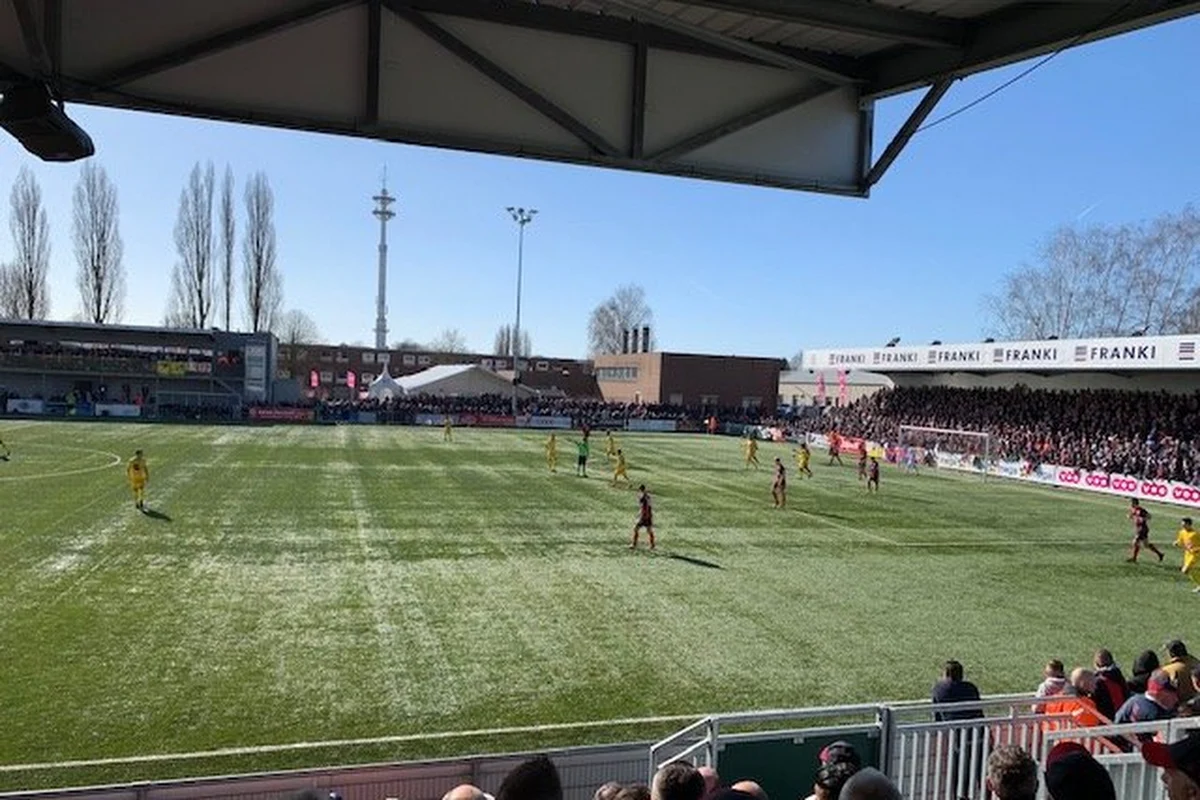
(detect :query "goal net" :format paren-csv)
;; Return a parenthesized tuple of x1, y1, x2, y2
(897, 425, 992, 477)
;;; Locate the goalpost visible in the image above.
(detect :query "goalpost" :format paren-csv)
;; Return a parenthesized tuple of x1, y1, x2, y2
(897, 425, 993, 478)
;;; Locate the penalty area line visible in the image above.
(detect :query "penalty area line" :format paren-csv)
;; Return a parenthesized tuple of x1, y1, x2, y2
(0, 714, 703, 773)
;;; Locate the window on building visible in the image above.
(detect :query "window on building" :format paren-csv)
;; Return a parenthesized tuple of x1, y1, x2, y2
(700, 394, 719, 406)
(402, 354, 416, 366)
(495, 359, 507, 370)
(362, 352, 375, 364)
(362, 372, 375, 384)
(319, 351, 332, 362)
(418, 355, 431, 365)
(596, 366, 638, 381)
(481, 358, 494, 369)
(319, 371, 333, 384)
(536, 361, 549, 371)
(742, 397, 761, 409)
(668, 393, 684, 405)
(335, 351, 349, 364)
(377, 353, 390, 365)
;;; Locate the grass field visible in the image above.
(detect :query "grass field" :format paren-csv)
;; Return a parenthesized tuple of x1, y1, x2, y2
(0, 419, 1196, 789)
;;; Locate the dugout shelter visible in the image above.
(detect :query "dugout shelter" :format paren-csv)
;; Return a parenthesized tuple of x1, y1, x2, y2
(1, 0, 1197, 195)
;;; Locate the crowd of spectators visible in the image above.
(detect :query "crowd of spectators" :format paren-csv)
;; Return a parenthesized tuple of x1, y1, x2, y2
(811, 386, 1200, 484)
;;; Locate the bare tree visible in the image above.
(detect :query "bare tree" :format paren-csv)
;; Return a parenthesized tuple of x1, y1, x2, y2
(6, 167, 52, 320)
(986, 207, 1200, 339)
(788, 350, 804, 370)
(218, 165, 236, 330)
(72, 162, 125, 324)
(428, 328, 469, 353)
(0, 264, 17, 318)
(493, 323, 532, 357)
(588, 284, 653, 355)
(242, 172, 283, 333)
(275, 308, 321, 346)
(167, 162, 217, 328)
(391, 338, 422, 350)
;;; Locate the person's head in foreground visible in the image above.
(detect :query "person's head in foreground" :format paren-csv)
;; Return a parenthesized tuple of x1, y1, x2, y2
(1143, 730, 1200, 799)
(839, 767, 900, 800)
(986, 745, 1038, 800)
(812, 760, 859, 800)
(496, 755, 562, 800)
(1043, 742, 1115, 800)
(650, 762, 705, 800)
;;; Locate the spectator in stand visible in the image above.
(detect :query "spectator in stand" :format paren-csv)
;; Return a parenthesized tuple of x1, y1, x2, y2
(729, 781, 766, 799)
(1142, 730, 1200, 799)
(1115, 668, 1179, 730)
(1164, 640, 1200, 704)
(985, 745, 1038, 800)
(1035, 659, 1071, 703)
(802, 741, 862, 800)
(1130, 649, 1162, 695)
(1092, 648, 1129, 721)
(808, 761, 858, 800)
(839, 768, 901, 800)
(697, 767, 719, 797)
(650, 763, 705, 800)
(594, 782, 623, 800)
(931, 659, 984, 720)
(1043, 742, 1116, 800)
(443, 786, 492, 800)
(615, 785, 651, 800)
(496, 755, 562, 800)
(1051, 668, 1102, 727)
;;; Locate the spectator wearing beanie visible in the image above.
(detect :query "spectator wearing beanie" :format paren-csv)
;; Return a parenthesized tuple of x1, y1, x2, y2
(1092, 648, 1129, 721)
(1043, 742, 1116, 800)
(1115, 668, 1179, 731)
(1129, 650, 1162, 695)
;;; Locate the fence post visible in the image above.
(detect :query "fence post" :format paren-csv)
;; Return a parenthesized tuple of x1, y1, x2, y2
(877, 705, 893, 779)
(708, 717, 720, 776)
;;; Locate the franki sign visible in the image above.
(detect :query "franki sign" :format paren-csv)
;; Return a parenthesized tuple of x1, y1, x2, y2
(807, 335, 1195, 372)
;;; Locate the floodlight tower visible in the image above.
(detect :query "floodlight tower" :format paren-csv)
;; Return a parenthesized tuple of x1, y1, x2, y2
(507, 206, 537, 418)
(372, 172, 397, 351)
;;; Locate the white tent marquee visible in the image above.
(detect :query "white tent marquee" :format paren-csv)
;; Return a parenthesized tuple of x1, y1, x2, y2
(366, 369, 404, 400)
(395, 364, 535, 398)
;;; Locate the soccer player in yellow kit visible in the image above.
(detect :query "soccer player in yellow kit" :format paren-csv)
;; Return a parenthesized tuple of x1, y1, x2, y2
(794, 442, 812, 477)
(1176, 517, 1200, 593)
(604, 431, 618, 461)
(743, 436, 760, 469)
(545, 433, 559, 473)
(443, 416, 453, 442)
(126, 449, 149, 511)
(612, 449, 630, 486)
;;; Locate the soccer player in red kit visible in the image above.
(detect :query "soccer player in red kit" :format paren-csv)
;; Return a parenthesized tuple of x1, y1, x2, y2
(631, 484, 655, 550)
(1128, 498, 1165, 563)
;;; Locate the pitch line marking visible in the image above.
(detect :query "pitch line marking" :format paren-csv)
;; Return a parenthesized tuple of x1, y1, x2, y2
(0, 714, 702, 773)
(0, 444, 122, 482)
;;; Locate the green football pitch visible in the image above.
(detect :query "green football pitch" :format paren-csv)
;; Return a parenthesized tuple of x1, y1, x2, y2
(0, 419, 1194, 789)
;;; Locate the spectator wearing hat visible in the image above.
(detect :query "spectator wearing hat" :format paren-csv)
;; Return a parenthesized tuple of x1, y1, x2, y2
(1043, 742, 1116, 800)
(1142, 730, 1200, 799)
(985, 745, 1038, 800)
(808, 761, 858, 800)
(803, 741, 861, 800)
(1092, 648, 1129, 721)
(1165, 641, 1200, 704)
(1115, 668, 1179, 734)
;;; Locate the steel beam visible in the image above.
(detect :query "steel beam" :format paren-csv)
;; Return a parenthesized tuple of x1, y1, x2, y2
(10, 0, 52, 79)
(43, 0, 61, 83)
(648, 82, 837, 162)
(630, 40, 647, 159)
(408, 0, 862, 78)
(863, 77, 950, 188)
(93, 0, 360, 87)
(366, 0, 381, 125)
(388, 3, 621, 157)
(594, 0, 858, 84)
(865, 0, 1200, 98)
(686, 0, 964, 48)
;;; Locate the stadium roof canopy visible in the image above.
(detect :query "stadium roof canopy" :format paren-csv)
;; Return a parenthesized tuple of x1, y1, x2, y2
(805, 333, 1200, 374)
(395, 363, 537, 396)
(2, 0, 1197, 196)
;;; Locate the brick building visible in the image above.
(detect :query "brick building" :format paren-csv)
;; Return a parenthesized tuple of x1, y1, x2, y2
(278, 343, 598, 400)
(593, 351, 785, 408)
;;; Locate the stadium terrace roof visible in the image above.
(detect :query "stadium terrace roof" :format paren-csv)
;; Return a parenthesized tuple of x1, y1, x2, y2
(805, 334, 1200, 374)
(1, 0, 1197, 195)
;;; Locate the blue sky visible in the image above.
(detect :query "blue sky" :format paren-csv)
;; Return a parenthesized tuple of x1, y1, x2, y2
(1, 15, 1198, 360)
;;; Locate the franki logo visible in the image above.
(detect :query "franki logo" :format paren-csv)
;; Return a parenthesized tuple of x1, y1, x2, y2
(1074, 344, 1157, 362)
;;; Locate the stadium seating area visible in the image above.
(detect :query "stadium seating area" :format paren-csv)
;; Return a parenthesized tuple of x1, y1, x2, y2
(817, 386, 1200, 484)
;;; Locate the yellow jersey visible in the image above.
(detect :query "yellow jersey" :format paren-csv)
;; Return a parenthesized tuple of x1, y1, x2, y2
(126, 457, 148, 483)
(1176, 528, 1200, 553)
